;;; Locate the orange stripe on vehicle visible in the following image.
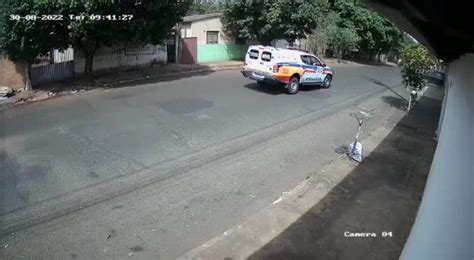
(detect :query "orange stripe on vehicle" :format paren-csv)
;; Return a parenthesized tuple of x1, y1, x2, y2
(275, 75, 291, 83)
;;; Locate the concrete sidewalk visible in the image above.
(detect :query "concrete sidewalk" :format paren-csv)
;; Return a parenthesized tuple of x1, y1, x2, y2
(180, 86, 443, 260)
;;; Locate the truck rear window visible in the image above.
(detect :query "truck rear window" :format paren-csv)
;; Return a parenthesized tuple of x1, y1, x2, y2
(261, 51, 272, 62)
(249, 49, 259, 59)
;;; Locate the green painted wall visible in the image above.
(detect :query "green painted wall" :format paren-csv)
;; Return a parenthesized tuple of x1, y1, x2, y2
(198, 44, 248, 63)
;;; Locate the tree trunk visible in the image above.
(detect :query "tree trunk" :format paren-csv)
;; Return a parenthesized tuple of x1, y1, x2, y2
(24, 62, 32, 91)
(368, 52, 374, 61)
(175, 27, 180, 64)
(84, 52, 94, 79)
(337, 48, 342, 62)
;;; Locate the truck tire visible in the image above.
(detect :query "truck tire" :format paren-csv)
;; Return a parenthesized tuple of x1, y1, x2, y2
(287, 76, 300, 94)
(322, 75, 332, 89)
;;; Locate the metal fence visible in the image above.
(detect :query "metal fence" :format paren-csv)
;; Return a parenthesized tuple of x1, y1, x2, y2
(30, 61, 74, 87)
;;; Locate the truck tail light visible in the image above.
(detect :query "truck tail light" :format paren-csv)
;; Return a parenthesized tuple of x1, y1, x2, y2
(273, 64, 282, 73)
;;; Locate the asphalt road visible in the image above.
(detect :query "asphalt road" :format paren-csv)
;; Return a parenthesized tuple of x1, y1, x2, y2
(0, 62, 407, 258)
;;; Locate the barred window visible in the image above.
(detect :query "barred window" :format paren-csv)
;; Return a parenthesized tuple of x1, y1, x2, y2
(206, 31, 219, 44)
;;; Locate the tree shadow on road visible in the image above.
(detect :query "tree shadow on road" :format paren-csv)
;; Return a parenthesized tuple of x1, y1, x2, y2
(381, 96, 408, 111)
(35, 64, 215, 92)
(364, 76, 407, 101)
(101, 70, 214, 89)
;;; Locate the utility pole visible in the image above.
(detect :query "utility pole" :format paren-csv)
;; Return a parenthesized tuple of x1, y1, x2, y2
(175, 23, 180, 64)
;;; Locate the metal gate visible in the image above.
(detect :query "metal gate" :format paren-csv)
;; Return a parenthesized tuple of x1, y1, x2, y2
(30, 61, 74, 86)
(181, 37, 197, 64)
(167, 43, 176, 63)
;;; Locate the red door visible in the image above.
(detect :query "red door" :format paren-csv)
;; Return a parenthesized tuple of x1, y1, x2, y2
(181, 37, 197, 64)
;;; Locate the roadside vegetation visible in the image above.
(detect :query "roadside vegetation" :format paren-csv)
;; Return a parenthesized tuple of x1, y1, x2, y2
(222, 0, 406, 62)
(399, 43, 438, 90)
(0, 0, 191, 83)
(0, 0, 436, 86)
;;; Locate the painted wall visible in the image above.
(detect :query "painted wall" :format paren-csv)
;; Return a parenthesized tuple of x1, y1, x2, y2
(198, 44, 248, 63)
(0, 56, 26, 91)
(182, 16, 234, 45)
(74, 44, 167, 74)
(181, 16, 246, 63)
(180, 24, 193, 39)
(53, 48, 74, 63)
(401, 54, 474, 259)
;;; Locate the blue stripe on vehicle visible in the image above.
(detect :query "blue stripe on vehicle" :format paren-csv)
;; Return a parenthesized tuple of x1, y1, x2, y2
(276, 63, 320, 70)
(277, 63, 301, 68)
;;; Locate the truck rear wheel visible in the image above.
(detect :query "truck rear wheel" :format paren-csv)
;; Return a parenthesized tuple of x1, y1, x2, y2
(286, 76, 300, 94)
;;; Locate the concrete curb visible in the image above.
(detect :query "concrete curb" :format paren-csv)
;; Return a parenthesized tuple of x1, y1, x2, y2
(0, 90, 81, 110)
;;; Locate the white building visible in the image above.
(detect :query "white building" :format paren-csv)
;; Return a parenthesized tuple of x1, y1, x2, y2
(179, 13, 248, 63)
(74, 44, 167, 74)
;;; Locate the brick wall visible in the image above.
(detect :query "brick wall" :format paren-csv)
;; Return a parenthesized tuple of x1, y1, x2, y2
(0, 55, 26, 91)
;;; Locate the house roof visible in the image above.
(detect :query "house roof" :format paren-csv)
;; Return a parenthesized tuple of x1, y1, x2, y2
(182, 13, 223, 23)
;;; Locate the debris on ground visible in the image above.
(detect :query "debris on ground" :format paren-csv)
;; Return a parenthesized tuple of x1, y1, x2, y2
(0, 86, 13, 97)
(105, 230, 116, 241)
(337, 186, 350, 194)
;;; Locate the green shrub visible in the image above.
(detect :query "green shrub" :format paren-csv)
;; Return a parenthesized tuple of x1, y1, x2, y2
(399, 44, 437, 90)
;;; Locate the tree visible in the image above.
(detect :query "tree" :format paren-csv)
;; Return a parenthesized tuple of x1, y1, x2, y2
(399, 44, 437, 90)
(62, 0, 125, 77)
(327, 22, 360, 61)
(0, 0, 68, 90)
(223, 0, 328, 45)
(127, 0, 191, 46)
(187, 1, 224, 15)
(332, 0, 403, 61)
(1, 0, 192, 83)
(61, 0, 191, 77)
(308, 10, 337, 57)
(375, 21, 403, 61)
